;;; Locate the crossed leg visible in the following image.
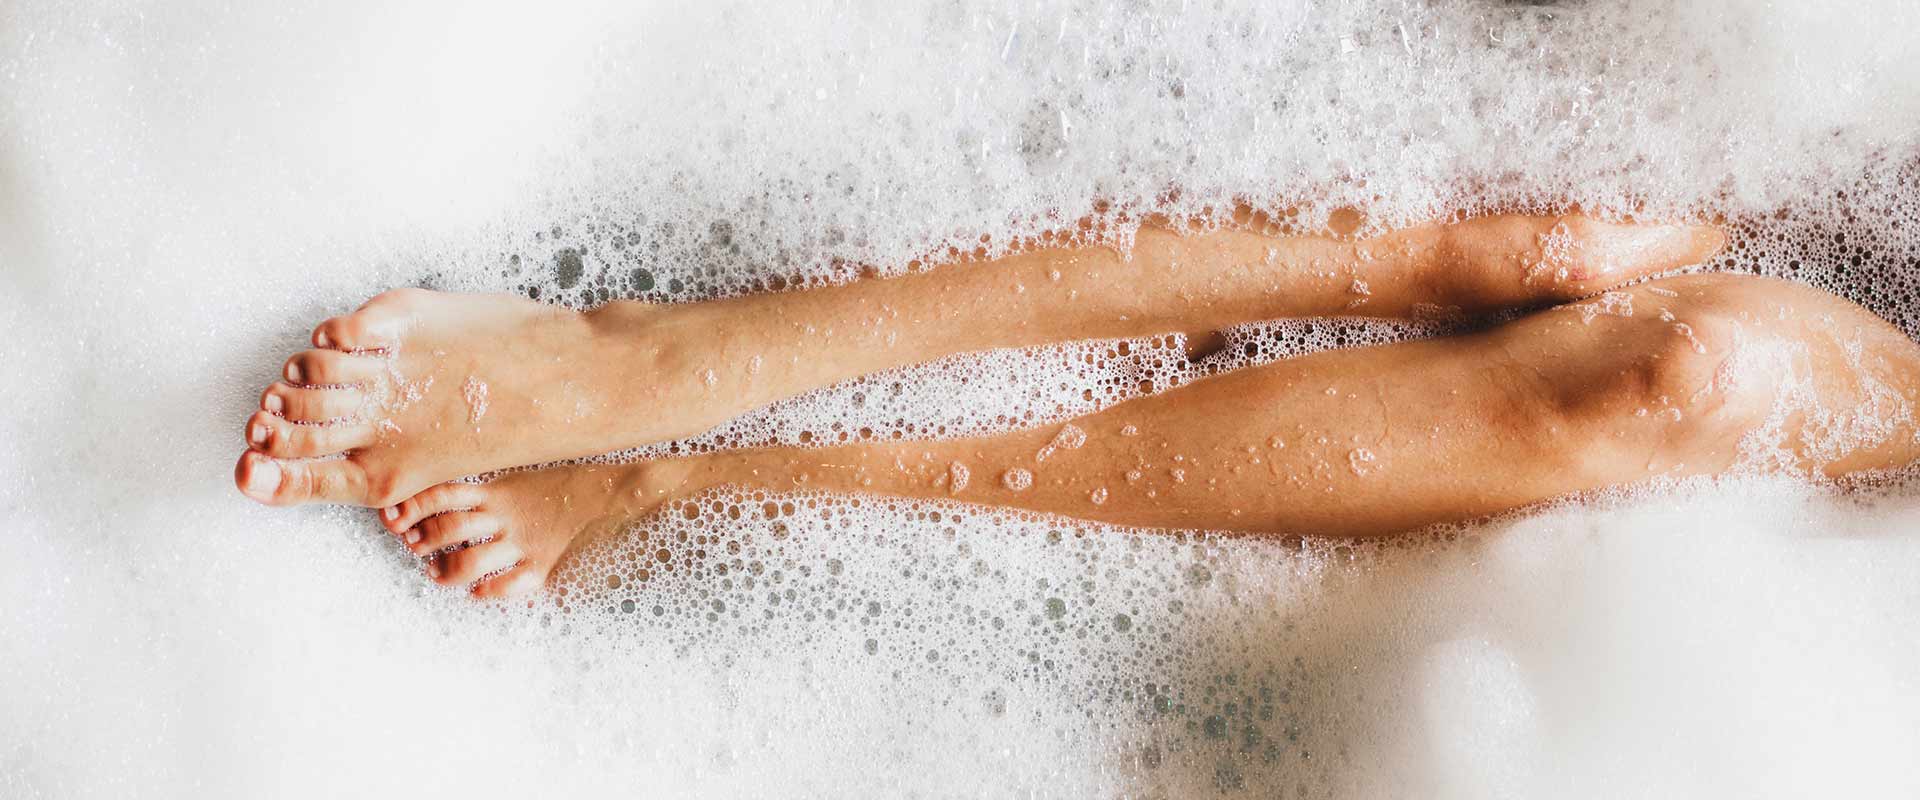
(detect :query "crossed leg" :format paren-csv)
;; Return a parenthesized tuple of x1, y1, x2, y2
(235, 213, 1722, 508)
(381, 273, 1920, 598)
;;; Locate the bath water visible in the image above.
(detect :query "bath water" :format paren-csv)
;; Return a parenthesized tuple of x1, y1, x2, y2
(4, 0, 1918, 796)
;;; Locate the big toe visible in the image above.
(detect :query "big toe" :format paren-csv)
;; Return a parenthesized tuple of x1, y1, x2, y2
(235, 451, 285, 502)
(235, 451, 375, 507)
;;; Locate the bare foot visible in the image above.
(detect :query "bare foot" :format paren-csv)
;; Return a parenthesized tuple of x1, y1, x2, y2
(379, 457, 710, 598)
(233, 289, 703, 507)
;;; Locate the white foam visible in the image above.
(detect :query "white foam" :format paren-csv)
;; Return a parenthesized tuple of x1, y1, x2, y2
(4, 0, 1920, 797)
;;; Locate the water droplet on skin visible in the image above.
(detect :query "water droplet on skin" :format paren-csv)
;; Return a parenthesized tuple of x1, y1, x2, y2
(1089, 486, 1108, 505)
(1672, 321, 1708, 353)
(947, 461, 971, 494)
(1348, 447, 1377, 476)
(1001, 468, 1033, 491)
(1345, 277, 1372, 308)
(1567, 290, 1635, 324)
(1119, 424, 1140, 437)
(461, 376, 490, 424)
(1036, 423, 1088, 463)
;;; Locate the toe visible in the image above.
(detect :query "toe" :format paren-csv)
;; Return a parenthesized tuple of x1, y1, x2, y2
(430, 538, 524, 587)
(407, 510, 502, 555)
(246, 410, 375, 458)
(235, 451, 371, 506)
(385, 482, 488, 533)
(284, 349, 385, 387)
(261, 382, 367, 422)
(471, 564, 547, 599)
(312, 313, 400, 352)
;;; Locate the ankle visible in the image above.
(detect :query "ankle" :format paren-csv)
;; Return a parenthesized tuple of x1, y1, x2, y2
(604, 448, 762, 518)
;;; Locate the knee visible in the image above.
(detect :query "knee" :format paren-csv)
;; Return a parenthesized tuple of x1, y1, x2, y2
(1550, 276, 1787, 446)
(1523, 273, 1920, 475)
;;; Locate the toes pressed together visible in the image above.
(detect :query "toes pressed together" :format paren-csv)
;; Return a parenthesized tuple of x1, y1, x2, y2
(235, 352, 383, 503)
(378, 482, 545, 598)
(236, 302, 406, 506)
(235, 288, 596, 599)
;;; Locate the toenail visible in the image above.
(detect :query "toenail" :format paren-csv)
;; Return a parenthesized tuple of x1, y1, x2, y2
(285, 362, 302, 383)
(382, 506, 398, 521)
(426, 563, 441, 579)
(315, 330, 330, 348)
(249, 423, 269, 445)
(406, 530, 421, 545)
(244, 459, 281, 495)
(264, 394, 284, 414)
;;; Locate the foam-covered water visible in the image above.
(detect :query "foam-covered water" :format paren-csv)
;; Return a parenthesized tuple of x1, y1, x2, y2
(4, 0, 1920, 796)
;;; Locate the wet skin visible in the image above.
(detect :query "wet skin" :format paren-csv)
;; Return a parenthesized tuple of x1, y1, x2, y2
(237, 213, 1920, 598)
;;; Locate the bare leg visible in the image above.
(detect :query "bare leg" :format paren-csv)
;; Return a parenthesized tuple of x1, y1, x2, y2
(385, 274, 1920, 597)
(235, 213, 1722, 508)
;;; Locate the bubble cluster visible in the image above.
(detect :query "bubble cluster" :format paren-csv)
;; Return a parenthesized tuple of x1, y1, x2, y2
(5, 0, 1920, 796)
